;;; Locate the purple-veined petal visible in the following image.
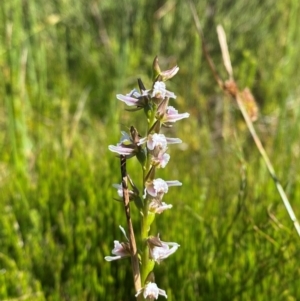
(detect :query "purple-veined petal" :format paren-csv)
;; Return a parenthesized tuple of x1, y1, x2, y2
(164, 106, 190, 123)
(116, 94, 140, 106)
(165, 137, 182, 145)
(108, 145, 135, 155)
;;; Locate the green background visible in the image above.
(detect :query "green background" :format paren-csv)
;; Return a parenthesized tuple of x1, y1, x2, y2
(0, 0, 300, 300)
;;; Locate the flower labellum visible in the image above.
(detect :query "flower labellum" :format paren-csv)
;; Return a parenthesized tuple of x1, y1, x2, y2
(135, 282, 167, 299)
(149, 199, 173, 214)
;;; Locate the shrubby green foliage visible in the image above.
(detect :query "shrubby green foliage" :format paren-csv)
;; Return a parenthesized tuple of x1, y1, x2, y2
(0, 0, 300, 300)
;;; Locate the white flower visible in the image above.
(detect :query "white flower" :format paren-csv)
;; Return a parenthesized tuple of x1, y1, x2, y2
(135, 282, 167, 299)
(150, 81, 176, 99)
(139, 134, 182, 150)
(138, 134, 177, 169)
(147, 133, 168, 151)
(104, 226, 131, 261)
(112, 183, 135, 198)
(145, 178, 182, 198)
(163, 106, 190, 123)
(108, 145, 135, 156)
(152, 151, 170, 168)
(148, 237, 180, 264)
(149, 200, 172, 214)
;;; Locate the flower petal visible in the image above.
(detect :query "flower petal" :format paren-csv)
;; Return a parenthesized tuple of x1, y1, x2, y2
(165, 180, 182, 187)
(108, 145, 135, 155)
(165, 137, 182, 145)
(164, 106, 190, 123)
(116, 94, 140, 106)
(160, 65, 179, 81)
(104, 255, 123, 262)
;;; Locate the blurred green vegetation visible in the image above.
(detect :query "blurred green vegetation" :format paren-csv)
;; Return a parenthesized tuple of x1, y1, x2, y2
(1, 0, 300, 300)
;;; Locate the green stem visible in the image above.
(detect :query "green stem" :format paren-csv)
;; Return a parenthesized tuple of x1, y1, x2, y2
(140, 204, 155, 286)
(138, 101, 158, 294)
(146, 102, 157, 136)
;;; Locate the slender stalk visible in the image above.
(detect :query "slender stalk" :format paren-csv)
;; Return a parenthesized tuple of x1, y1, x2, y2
(120, 155, 141, 294)
(235, 93, 300, 236)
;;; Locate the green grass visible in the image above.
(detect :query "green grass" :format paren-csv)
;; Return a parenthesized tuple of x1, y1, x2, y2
(1, 0, 300, 300)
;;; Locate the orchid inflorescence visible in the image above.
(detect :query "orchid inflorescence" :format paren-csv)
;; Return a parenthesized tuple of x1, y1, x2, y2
(105, 57, 189, 300)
